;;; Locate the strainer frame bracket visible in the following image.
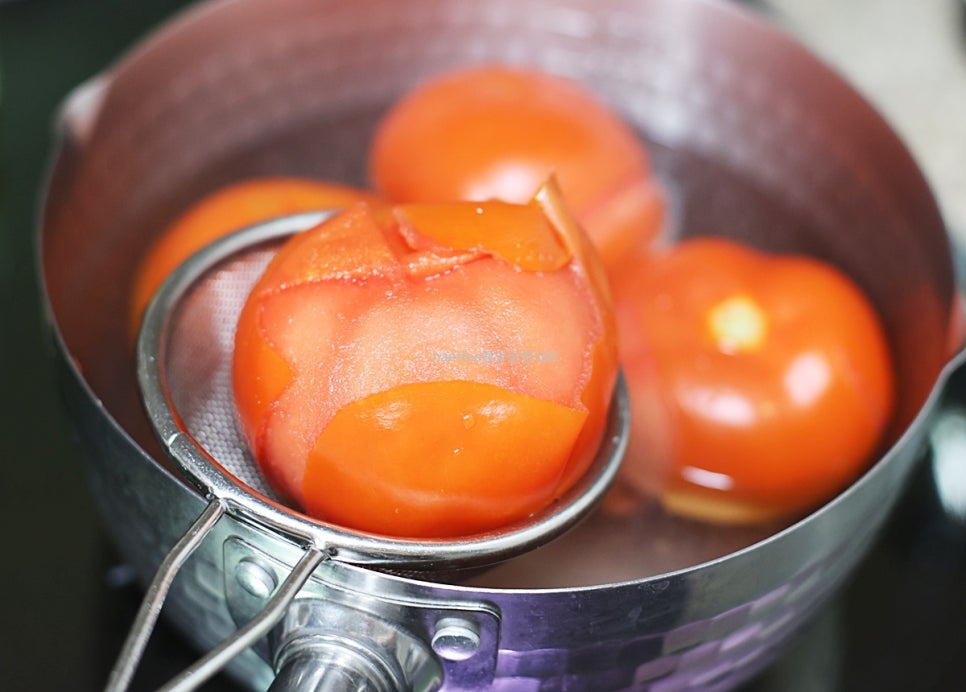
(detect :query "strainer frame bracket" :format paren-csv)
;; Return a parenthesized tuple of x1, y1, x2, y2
(223, 536, 503, 690)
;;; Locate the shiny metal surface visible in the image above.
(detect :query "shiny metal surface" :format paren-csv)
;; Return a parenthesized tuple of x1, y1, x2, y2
(105, 501, 227, 692)
(268, 599, 444, 691)
(158, 548, 327, 692)
(37, 0, 958, 689)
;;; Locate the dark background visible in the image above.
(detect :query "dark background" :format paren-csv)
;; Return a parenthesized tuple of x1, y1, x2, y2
(0, 2, 228, 689)
(3, 1, 966, 690)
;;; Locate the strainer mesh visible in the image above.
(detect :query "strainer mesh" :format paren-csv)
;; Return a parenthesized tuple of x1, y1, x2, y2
(163, 246, 282, 500)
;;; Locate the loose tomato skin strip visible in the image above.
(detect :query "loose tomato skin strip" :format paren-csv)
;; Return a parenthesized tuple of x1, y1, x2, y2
(303, 380, 587, 537)
(535, 181, 619, 494)
(256, 203, 401, 288)
(396, 200, 571, 272)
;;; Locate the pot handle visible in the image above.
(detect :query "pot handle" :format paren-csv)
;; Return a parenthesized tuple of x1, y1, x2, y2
(104, 500, 327, 692)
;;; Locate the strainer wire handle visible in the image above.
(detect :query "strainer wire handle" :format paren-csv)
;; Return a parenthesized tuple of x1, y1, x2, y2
(158, 547, 327, 692)
(105, 500, 227, 692)
(105, 497, 329, 692)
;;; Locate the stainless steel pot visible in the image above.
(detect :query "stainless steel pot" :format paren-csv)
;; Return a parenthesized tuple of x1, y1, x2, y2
(38, 0, 961, 689)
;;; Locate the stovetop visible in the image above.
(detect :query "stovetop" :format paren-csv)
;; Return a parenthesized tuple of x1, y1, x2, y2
(2, 1, 966, 690)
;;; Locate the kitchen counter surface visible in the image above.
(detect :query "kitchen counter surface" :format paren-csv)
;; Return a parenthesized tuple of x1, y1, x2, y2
(769, 0, 966, 240)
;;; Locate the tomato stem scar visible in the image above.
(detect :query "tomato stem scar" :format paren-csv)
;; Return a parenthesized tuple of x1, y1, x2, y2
(708, 295, 768, 354)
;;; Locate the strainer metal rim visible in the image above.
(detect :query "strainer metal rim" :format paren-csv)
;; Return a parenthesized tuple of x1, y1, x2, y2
(136, 210, 630, 569)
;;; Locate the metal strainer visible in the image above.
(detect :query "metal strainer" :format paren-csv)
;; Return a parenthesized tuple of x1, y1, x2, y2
(114, 210, 629, 691)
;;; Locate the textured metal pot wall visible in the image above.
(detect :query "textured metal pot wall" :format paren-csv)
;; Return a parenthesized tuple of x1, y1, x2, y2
(53, 330, 938, 690)
(38, 0, 955, 689)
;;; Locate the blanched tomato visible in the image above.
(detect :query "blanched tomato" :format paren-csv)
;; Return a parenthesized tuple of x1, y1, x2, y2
(129, 177, 377, 336)
(368, 65, 664, 274)
(232, 179, 617, 538)
(612, 237, 895, 524)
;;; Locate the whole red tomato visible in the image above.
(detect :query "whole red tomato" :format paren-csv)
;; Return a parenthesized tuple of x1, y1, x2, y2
(129, 177, 377, 337)
(368, 65, 664, 274)
(613, 237, 895, 523)
(232, 180, 617, 538)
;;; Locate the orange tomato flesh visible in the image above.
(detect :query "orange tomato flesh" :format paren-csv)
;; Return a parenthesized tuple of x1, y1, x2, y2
(129, 177, 377, 338)
(614, 237, 895, 523)
(233, 181, 617, 537)
(369, 65, 665, 273)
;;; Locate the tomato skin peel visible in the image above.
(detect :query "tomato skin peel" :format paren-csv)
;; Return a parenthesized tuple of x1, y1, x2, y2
(233, 179, 617, 538)
(612, 237, 896, 524)
(305, 381, 587, 537)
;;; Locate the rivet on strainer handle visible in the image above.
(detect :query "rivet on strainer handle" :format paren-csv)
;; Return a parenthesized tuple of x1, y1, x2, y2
(107, 210, 629, 691)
